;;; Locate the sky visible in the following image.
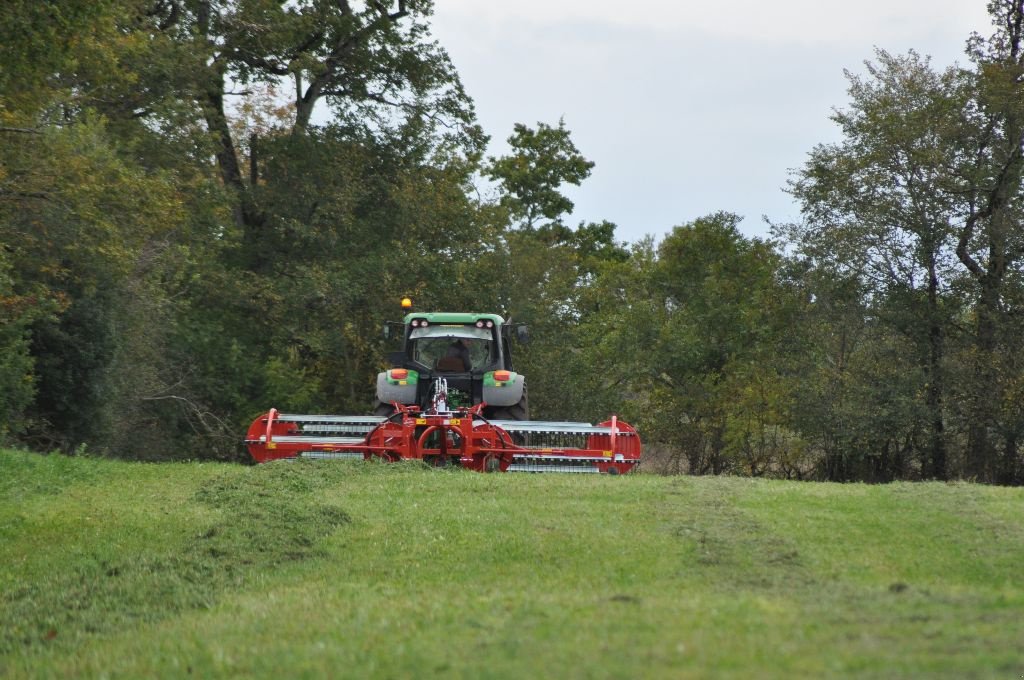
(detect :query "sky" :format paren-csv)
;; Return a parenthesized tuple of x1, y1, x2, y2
(428, 0, 994, 244)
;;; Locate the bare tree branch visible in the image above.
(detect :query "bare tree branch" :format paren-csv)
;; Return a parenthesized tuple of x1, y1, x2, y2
(294, 4, 410, 130)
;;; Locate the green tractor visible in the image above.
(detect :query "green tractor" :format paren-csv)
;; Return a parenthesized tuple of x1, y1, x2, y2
(375, 311, 530, 420)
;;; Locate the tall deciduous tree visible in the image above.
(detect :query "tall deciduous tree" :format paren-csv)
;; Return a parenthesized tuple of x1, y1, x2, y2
(784, 0, 1024, 483)
(953, 0, 1024, 482)
(787, 50, 967, 479)
(148, 0, 483, 271)
(652, 214, 794, 474)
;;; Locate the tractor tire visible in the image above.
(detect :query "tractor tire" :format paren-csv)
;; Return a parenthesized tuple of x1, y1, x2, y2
(489, 382, 529, 421)
(373, 403, 395, 418)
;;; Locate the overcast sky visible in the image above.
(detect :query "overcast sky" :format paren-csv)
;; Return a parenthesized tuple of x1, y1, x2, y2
(429, 1, 994, 244)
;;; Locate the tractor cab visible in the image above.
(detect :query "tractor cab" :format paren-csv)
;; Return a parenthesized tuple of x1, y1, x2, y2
(376, 311, 529, 419)
(408, 325, 495, 373)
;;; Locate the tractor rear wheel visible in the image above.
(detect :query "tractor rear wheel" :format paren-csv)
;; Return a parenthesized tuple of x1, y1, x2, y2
(489, 382, 529, 421)
(373, 403, 395, 417)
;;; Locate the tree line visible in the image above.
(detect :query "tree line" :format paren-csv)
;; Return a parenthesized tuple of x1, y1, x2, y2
(2, 0, 1024, 484)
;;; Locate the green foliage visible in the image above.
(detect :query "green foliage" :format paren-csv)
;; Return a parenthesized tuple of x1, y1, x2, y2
(474, 121, 632, 423)
(0, 0, 122, 115)
(485, 119, 594, 230)
(784, 49, 965, 481)
(787, 283, 932, 482)
(0, 0, 493, 458)
(578, 213, 803, 476)
(657, 215, 797, 474)
(0, 113, 200, 453)
(782, 5, 1024, 482)
(3, 0, 1024, 487)
(0, 252, 48, 438)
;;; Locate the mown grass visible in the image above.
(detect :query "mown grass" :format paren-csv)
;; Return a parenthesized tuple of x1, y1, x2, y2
(1, 449, 1022, 678)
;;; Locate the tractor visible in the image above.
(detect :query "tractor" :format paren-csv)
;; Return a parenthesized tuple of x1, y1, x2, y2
(244, 302, 641, 473)
(375, 311, 530, 421)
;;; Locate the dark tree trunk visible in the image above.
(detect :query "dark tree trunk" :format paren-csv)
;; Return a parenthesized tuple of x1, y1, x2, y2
(966, 278, 1000, 482)
(1001, 431, 1020, 485)
(923, 253, 947, 479)
(200, 69, 268, 271)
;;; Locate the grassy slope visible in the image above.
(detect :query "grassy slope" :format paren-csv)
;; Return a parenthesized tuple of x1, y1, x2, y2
(1, 450, 1022, 679)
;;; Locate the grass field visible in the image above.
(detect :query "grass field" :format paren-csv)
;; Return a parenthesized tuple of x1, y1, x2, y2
(1, 449, 1022, 678)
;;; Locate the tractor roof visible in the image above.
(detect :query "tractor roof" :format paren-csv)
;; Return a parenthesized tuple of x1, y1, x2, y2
(402, 312, 506, 325)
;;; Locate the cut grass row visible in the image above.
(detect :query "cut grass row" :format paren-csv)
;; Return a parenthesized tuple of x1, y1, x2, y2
(1, 449, 1022, 678)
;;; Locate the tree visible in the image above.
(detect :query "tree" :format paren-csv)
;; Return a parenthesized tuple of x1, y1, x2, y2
(580, 213, 800, 476)
(0, 115, 205, 453)
(480, 121, 630, 421)
(0, 0, 496, 457)
(485, 119, 594, 231)
(155, 0, 483, 271)
(786, 49, 967, 479)
(952, 0, 1024, 482)
(0, 250, 50, 439)
(780, 1, 1024, 483)
(653, 214, 795, 474)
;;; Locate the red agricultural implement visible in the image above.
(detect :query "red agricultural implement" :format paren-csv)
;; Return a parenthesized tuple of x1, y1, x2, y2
(245, 396, 641, 474)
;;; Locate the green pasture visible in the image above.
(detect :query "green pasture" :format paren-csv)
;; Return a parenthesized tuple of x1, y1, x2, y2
(1, 450, 1021, 678)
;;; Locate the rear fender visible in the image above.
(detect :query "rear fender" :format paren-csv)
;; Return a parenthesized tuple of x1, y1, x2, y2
(482, 372, 525, 407)
(376, 370, 418, 405)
